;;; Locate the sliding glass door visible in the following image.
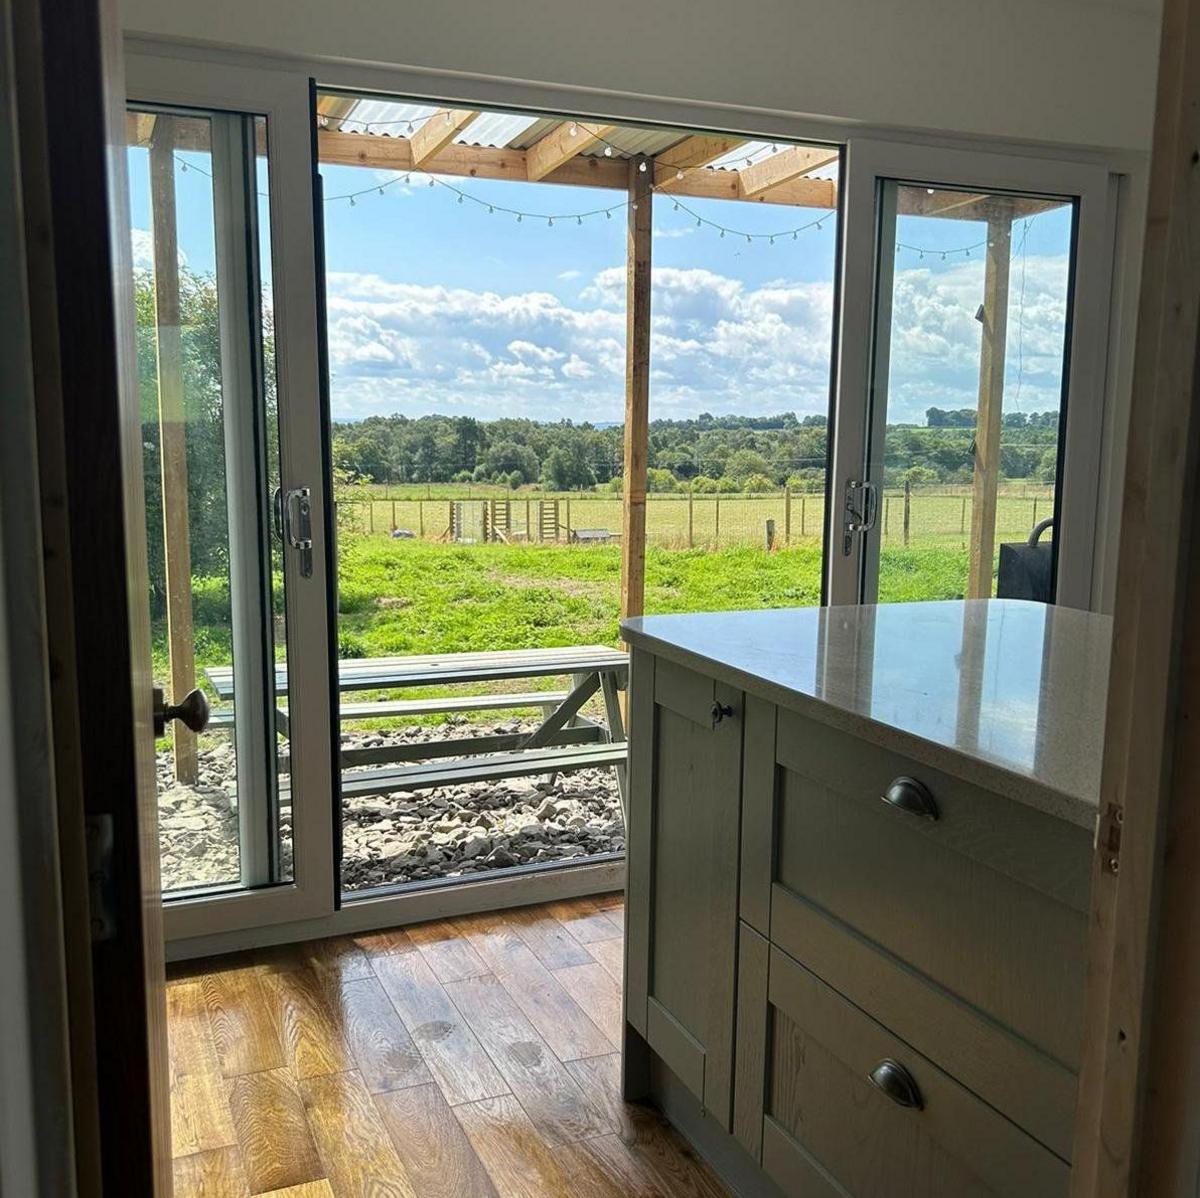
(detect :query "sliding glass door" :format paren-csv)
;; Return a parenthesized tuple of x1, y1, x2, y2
(125, 55, 335, 939)
(829, 142, 1114, 609)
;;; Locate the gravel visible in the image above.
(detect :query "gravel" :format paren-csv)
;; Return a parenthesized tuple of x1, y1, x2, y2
(155, 718, 623, 894)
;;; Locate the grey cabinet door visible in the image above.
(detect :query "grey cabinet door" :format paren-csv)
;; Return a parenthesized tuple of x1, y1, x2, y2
(625, 649, 743, 1129)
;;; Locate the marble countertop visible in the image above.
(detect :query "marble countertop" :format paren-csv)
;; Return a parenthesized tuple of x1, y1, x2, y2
(621, 599, 1112, 829)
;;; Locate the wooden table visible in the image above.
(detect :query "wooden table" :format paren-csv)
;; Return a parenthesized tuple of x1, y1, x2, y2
(205, 645, 629, 815)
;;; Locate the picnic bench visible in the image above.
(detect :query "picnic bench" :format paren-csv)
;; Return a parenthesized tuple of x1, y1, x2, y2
(205, 645, 628, 820)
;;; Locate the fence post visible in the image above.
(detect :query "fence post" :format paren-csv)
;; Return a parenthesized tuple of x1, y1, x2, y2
(369, 501, 375, 534)
(715, 497, 721, 545)
(961, 496, 967, 535)
(784, 487, 792, 544)
(801, 495, 807, 537)
(390, 499, 396, 530)
(1033, 497, 1039, 527)
(765, 519, 776, 551)
(903, 480, 912, 547)
(884, 495, 890, 537)
(565, 498, 572, 537)
(419, 500, 425, 538)
(688, 491, 694, 548)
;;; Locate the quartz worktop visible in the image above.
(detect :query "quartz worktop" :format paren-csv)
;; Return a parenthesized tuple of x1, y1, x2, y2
(621, 599, 1111, 829)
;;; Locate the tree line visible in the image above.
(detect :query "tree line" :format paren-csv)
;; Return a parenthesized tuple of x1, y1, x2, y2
(332, 406, 1061, 494)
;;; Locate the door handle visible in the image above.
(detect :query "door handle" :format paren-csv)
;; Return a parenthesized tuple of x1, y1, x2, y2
(842, 479, 878, 554)
(283, 486, 314, 577)
(152, 686, 210, 738)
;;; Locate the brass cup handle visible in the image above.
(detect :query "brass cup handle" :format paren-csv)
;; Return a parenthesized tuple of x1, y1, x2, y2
(153, 687, 210, 737)
(868, 1059, 923, 1110)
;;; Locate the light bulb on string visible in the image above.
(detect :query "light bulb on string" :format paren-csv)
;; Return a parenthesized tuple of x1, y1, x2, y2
(406, 121, 414, 134)
(577, 216, 582, 225)
(458, 194, 464, 203)
(603, 145, 613, 157)
(488, 205, 494, 214)
(568, 122, 577, 136)
(349, 196, 356, 207)
(638, 160, 647, 172)
(548, 217, 553, 227)
(517, 214, 522, 223)
(378, 187, 385, 196)
(445, 111, 453, 125)
(675, 170, 684, 180)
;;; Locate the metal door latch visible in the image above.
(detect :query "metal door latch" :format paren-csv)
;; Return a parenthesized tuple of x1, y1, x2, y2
(85, 814, 116, 942)
(1098, 801, 1123, 875)
(842, 478, 878, 555)
(283, 487, 314, 578)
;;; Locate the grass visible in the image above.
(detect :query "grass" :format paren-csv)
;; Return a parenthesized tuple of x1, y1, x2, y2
(155, 535, 970, 678)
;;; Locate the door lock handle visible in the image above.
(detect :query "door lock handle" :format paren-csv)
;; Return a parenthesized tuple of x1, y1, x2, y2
(283, 487, 314, 577)
(710, 701, 734, 727)
(152, 686, 210, 737)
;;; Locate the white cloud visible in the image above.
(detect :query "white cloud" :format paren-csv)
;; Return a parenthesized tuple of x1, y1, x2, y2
(557, 269, 582, 281)
(323, 254, 1070, 424)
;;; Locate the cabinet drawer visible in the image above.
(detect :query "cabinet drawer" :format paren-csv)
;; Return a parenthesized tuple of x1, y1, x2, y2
(768, 714, 1088, 1071)
(761, 945, 1068, 1198)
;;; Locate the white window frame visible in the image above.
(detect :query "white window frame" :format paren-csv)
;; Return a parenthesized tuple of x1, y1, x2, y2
(828, 139, 1116, 610)
(125, 50, 337, 940)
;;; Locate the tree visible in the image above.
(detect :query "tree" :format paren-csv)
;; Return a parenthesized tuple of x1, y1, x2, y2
(541, 442, 595, 490)
(725, 448, 774, 485)
(484, 439, 539, 483)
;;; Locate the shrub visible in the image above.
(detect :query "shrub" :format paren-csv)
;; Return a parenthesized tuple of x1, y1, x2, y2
(690, 475, 721, 494)
(743, 472, 775, 494)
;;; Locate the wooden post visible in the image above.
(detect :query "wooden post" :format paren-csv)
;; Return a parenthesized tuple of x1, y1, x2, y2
(565, 497, 572, 538)
(715, 497, 721, 544)
(903, 480, 912, 547)
(1071, 0, 1200, 1189)
(621, 156, 652, 623)
(884, 495, 890, 537)
(784, 487, 792, 544)
(801, 495, 806, 537)
(967, 208, 1013, 598)
(149, 123, 197, 784)
(1032, 497, 1039, 528)
(688, 491, 694, 548)
(390, 498, 396, 530)
(961, 495, 967, 535)
(765, 519, 776, 551)
(525, 497, 531, 541)
(419, 500, 425, 538)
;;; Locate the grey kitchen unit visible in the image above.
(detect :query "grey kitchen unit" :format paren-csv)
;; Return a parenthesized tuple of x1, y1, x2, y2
(620, 599, 1111, 1198)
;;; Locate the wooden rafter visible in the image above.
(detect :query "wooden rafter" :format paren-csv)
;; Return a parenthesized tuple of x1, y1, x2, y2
(738, 145, 839, 197)
(410, 108, 479, 166)
(526, 120, 616, 181)
(311, 129, 1060, 221)
(654, 135, 744, 192)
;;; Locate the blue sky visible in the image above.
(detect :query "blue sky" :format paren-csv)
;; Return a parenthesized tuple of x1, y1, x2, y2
(128, 140, 1075, 429)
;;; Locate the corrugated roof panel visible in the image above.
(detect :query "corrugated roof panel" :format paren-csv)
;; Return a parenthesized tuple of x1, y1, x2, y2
(456, 111, 540, 148)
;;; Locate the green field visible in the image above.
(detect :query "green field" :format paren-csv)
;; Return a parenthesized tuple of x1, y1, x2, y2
(154, 485, 1050, 702)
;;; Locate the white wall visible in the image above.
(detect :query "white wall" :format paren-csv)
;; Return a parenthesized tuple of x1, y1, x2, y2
(121, 0, 1160, 154)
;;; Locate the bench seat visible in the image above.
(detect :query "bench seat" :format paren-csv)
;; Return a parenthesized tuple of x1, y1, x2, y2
(279, 741, 627, 804)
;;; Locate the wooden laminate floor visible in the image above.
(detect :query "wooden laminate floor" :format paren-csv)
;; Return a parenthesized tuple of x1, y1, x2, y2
(167, 894, 729, 1197)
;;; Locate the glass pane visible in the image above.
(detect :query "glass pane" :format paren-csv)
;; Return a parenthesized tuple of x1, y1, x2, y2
(127, 108, 291, 894)
(316, 92, 840, 898)
(870, 183, 1074, 604)
(647, 143, 839, 614)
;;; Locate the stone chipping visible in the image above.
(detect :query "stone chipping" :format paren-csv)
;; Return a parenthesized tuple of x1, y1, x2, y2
(156, 717, 623, 894)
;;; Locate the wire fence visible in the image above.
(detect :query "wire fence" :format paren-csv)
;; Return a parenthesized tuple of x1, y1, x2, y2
(335, 483, 1056, 551)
